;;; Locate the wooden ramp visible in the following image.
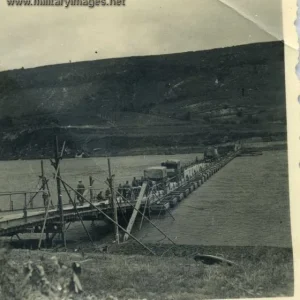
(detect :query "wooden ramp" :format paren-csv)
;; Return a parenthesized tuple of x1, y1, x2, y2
(123, 182, 147, 242)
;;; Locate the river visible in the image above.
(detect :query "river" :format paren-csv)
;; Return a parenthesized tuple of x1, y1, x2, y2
(0, 153, 202, 210)
(135, 150, 292, 247)
(0, 151, 292, 248)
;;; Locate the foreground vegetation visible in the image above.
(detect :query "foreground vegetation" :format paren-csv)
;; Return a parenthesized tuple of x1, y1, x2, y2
(0, 244, 293, 300)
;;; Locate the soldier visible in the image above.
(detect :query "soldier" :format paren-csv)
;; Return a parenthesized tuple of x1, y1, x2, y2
(122, 181, 131, 199)
(96, 191, 104, 201)
(186, 174, 190, 182)
(132, 177, 138, 187)
(76, 180, 85, 205)
(117, 184, 123, 197)
(105, 188, 111, 199)
(42, 191, 49, 207)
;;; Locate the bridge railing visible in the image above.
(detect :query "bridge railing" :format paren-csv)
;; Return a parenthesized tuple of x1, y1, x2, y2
(0, 152, 239, 214)
(0, 190, 47, 212)
(0, 188, 93, 213)
(0, 186, 141, 214)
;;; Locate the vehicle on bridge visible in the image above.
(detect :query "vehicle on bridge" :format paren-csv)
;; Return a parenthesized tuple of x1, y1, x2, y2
(204, 146, 219, 162)
(144, 166, 168, 193)
(144, 166, 167, 182)
(234, 143, 242, 151)
(161, 159, 183, 182)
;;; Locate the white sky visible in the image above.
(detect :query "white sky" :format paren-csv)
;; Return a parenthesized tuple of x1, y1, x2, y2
(0, 0, 283, 71)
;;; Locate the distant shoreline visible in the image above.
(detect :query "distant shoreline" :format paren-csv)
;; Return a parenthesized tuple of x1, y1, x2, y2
(0, 141, 287, 161)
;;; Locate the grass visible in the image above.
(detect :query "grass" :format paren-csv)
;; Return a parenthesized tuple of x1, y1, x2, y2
(0, 244, 294, 300)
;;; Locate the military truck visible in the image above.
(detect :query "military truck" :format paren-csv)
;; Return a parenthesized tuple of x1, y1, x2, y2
(144, 166, 168, 193)
(144, 166, 167, 181)
(161, 159, 182, 182)
(204, 146, 219, 161)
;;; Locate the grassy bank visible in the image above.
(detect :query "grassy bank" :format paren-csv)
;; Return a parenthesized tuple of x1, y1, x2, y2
(95, 141, 287, 158)
(0, 140, 287, 161)
(0, 244, 293, 300)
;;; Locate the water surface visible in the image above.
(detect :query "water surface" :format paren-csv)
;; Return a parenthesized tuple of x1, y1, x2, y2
(0, 153, 202, 210)
(135, 151, 291, 247)
(0, 151, 291, 248)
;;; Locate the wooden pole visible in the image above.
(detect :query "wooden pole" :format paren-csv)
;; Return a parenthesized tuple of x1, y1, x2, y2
(61, 180, 94, 247)
(38, 161, 56, 250)
(54, 136, 66, 248)
(38, 185, 54, 250)
(107, 158, 119, 244)
(41, 160, 46, 207)
(23, 193, 27, 219)
(114, 188, 176, 245)
(41, 160, 45, 188)
(139, 194, 149, 230)
(59, 178, 155, 255)
(89, 176, 93, 202)
(10, 194, 13, 211)
(123, 182, 147, 242)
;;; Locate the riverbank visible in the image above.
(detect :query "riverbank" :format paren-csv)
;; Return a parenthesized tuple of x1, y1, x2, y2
(98, 141, 287, 157)
(0, 244, 293, 300)
(0, 140, 287, 161)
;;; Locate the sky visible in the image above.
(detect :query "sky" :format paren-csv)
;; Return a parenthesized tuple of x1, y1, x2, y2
(0, 0, 283, 71)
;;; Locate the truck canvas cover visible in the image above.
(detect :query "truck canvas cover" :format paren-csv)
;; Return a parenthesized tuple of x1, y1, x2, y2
(144, 167, 167, 180)
(162, 159, 181, 169)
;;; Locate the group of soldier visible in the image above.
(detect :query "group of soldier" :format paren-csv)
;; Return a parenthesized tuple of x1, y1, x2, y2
(75, 176, 145, 205)
(43, 156, 203, 208)
(116, 176, 146, 200)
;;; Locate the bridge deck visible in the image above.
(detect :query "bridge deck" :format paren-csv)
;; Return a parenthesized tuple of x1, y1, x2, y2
(0, 200, 130, 235)
(0, 151, 240, 237)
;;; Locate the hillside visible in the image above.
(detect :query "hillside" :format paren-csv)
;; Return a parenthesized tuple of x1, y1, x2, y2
(0, 41, 286, 159)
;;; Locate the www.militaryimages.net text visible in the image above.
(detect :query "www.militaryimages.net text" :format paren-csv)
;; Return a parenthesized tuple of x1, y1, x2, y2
(7, 0, 126, 7)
